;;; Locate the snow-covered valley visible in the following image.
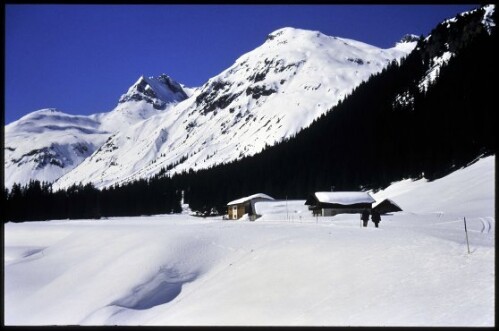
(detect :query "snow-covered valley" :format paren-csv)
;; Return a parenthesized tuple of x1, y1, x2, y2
(4, 155, 494, 326)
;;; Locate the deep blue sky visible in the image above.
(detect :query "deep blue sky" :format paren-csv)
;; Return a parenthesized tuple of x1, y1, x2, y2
(5, 4, 479, 124)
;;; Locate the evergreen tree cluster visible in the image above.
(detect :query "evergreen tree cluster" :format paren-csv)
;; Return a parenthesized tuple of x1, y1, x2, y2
(4, 176, 181, 222)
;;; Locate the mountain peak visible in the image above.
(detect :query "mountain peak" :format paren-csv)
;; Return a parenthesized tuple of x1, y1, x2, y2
(398, 34, 421, 44)
(15, 108, 64, 122)
(265, 27, 325, 43)
(266, 27, 296, 40)
(392, 34, 420, 53)
(118, 74, 188, 110)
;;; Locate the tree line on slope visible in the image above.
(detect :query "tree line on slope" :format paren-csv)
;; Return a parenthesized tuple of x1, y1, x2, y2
(4, 177, 181, 222)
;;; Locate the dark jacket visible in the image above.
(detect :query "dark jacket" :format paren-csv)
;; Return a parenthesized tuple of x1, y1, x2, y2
(371, 211, 381, 222)
(361, 210, 370, 221)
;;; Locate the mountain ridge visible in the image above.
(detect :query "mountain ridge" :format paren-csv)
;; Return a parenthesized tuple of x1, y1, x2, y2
(4, 73, 190, 188)
(51, 27, 415, 190)
(7, 5, 492, 190)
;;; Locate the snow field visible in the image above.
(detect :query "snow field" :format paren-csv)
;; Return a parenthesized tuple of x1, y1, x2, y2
(4, 156, 495, 326)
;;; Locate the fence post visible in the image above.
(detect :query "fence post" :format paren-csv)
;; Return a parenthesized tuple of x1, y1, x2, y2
(464, 217, 470, 254)
(286, 195, 290, 222)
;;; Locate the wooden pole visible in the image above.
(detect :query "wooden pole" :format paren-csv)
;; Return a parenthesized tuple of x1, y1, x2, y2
(464, 217, 470, 254)
(286, 195, 289, 221)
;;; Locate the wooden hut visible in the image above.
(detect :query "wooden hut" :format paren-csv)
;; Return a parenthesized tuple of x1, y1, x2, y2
(305, 191, 375, 216)
(227, 193, 274, 220)
(373, 199, 402, 214)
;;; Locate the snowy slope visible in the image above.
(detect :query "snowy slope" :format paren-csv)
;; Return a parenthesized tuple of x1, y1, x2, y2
(4, 109, 110, 188)
(4, 74, 189, 188)
(4, 155, 494, 326)
(53, 28, 415, 189)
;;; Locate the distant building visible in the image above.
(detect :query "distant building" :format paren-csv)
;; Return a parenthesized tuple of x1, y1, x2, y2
(305, 191, 375, 216)
(227, 193, 275, 220)
(373, 199, 402, 214)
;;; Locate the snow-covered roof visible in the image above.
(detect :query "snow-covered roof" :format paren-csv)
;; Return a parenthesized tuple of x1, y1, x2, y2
(314, 192, 375, 205)
(373, 198, 402, 210)
(227, 193, 274, 206)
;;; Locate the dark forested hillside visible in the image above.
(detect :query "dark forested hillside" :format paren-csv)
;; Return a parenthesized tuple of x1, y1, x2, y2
(4, 6, 496, 221)
(4, 178, 181, 222)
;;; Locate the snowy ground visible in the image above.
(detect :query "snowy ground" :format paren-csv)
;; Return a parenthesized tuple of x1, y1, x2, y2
(3, 156, 495, 326)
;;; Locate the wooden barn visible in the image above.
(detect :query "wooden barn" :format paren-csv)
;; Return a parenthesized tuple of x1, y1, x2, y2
(305, 191, 376, 216)
(373, 199, 402, 214)
(227, 193, 274, 220)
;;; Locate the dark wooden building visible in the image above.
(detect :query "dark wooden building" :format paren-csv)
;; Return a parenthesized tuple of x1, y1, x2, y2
(373, 199, 402, 214)
(305, 191, 376, 216)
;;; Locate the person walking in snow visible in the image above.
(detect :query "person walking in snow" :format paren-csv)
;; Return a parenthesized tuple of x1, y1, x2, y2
(371, 209, 381, 228)
(361, 209, 370, 227)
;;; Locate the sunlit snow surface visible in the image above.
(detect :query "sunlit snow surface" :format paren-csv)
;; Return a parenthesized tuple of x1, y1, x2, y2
(4, 155, 494, 326)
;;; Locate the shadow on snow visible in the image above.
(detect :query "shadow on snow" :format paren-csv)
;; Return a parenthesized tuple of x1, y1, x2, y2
(110, 266, 198, 310)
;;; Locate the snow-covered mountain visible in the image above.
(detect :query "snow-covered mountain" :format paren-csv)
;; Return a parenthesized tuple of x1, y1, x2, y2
(50, 28, 416, 190)
(4, 109, 109, 187)
(4, 74, 190, 188)
(5, 6, 495, 191)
